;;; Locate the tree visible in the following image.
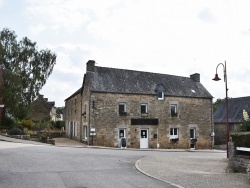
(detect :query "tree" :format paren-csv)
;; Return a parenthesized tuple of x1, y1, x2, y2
(0, 28, 56, 119)
(213, 98, 222, 113)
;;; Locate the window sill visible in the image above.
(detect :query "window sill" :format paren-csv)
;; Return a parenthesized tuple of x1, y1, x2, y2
(170, 137, 179, 140)
(119, 112, 127, 116)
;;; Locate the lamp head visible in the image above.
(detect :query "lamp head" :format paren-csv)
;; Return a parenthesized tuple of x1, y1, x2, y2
(212, 74, 221, 81)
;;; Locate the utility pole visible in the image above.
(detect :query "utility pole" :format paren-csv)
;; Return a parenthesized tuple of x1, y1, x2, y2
(0, 65, 4, 130)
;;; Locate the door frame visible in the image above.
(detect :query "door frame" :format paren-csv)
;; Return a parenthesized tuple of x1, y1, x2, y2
(118, 128, 126, 147)
(140, 129, 149, 149)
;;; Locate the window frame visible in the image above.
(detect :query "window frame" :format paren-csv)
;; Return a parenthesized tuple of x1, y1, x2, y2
(170, 128, 179, 139)
(190, 128, 196, 139)
(84, 126, 87, 139)
(157, 91, 164, 100)
(119, 103, 127, 116)
(140, 103, 148, 115)
(170, 104, 178, 117)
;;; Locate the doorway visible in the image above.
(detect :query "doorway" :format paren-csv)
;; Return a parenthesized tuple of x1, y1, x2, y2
(118, 128, 126, 147)
(140, 129, 148, 148)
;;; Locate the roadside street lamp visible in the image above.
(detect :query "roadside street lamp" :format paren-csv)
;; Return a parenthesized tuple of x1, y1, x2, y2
(212, 61, 229, 158)
(0, 65, 4, 130)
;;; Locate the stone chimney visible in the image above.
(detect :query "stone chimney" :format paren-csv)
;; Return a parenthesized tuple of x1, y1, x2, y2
(190, 73, 200, 82)
(86, 60, 96, 72)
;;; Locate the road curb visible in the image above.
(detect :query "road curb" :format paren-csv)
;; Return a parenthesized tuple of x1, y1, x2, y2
(135, 157, 184, 188)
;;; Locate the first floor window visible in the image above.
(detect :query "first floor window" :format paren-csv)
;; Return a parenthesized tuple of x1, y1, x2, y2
(190, 128, 196, 139)
(141, 104, 148, 114)
(171, 104, 177, 117)
(119, 103, 126, 115)
(170, 128, 178, 139)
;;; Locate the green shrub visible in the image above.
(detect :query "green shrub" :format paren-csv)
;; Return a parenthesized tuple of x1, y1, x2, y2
(8, 127, 22, 135)
(1, 116, 15, 129)
(55, 121, 65, 129)
(21, 120, 33, 129)
(230, 132, 250, 148)
(240, 121, 250, 132)
(26, 130, 34, 135)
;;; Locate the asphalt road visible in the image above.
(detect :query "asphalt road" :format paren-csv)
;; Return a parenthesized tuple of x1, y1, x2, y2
(0, 141, 174, 188)
(0, 140, 247, 188)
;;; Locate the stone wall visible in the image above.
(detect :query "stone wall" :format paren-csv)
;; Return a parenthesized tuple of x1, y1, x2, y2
(228, 142, 250, 173)
(82, 91, 212, 149)
(65, 91, 82, 141)
(214, 123, 241, 145)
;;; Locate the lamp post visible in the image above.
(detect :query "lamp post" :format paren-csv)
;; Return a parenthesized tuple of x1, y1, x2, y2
(0, 65, 4, 130)
(212, 61, 229, 158)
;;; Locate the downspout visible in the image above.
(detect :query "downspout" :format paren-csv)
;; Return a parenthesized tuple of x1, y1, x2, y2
(64, 101, 67, 137)
(211, 98, 214, 149)
(88, 91, 91, 145)
(80, 89, 83, 142)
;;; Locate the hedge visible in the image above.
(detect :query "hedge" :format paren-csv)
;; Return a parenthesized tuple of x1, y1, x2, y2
(230, 132, 250, 148)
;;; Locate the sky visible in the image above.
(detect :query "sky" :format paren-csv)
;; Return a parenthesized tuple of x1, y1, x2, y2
(1, 0, 250, 107)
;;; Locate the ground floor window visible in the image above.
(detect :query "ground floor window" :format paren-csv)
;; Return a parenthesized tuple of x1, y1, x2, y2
(84, 126, 87, 139)
(170, 128, 178, 139)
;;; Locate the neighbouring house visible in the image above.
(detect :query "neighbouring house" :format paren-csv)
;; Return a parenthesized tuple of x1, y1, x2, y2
(28, 94, 63, 122)
(64, 88, 82, 139)
(65, 60, 213, 149)
(213, 96, 250, 146)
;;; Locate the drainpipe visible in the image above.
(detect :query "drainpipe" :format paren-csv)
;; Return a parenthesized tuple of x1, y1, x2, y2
(80, 89, 83, 142)
(88, 91, 91, 145)
(211, 98, 214, 149)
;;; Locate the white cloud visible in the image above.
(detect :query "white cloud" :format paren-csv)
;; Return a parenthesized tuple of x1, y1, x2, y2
(11, 0, 250, 106)
(0, 0, 4, 7)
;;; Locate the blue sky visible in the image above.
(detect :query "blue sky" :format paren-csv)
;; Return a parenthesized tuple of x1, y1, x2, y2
(1, 0, 250, 107)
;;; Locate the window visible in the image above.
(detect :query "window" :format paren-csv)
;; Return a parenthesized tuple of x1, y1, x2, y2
(84, 126, 87, 139)
(141, 104, 148, 114)
(73, 122, 77, 137)
(75, 99, 77, 113)
(119, 103, 127, 116)
(170, 128, 178, 139)
(157, 91, 164, 100)
(190, 128, 196, 139)
(119, 129, 125, 138)
(171, 104, 177, 117)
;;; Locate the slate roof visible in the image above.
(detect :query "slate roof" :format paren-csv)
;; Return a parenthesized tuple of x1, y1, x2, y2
(65, 87, 82, 101)
(87, 66, 213, 98)
(214, 96, 250, 123)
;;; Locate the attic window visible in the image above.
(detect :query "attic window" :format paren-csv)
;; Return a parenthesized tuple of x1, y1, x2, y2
(157, 91, 164, 100)
(155, 84, 165, 101)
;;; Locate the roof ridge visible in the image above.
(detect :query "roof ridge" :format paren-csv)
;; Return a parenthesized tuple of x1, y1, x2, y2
(228, 96, 250, 100)
(95, 65, 191, 80)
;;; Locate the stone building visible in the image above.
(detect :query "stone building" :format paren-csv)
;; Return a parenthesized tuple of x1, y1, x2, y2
(28, 94, 62, 122)
(213, 96, 250, 146)
(65, 60, 213, 149)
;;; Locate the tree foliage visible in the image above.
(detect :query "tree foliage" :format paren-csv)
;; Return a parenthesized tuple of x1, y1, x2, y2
(213, 98, 222, 112)
(0, 28, 56, 119)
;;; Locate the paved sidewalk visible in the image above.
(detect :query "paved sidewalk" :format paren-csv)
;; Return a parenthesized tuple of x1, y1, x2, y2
(136, 156, 249, 188)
